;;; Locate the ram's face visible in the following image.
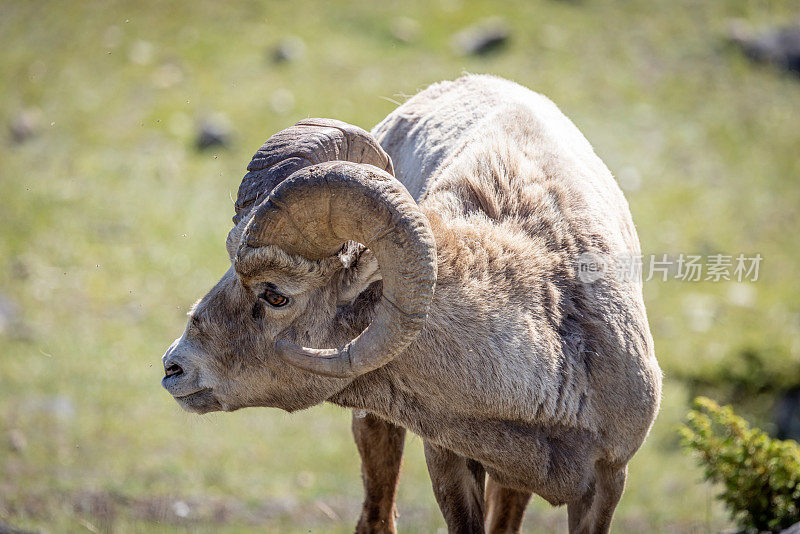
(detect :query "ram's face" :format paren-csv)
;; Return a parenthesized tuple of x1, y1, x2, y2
(161, 242, 383, 414)
(160, 259, 337, 414)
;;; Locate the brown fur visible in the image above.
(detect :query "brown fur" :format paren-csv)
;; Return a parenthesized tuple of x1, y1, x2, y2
(485, 478, 532, 534)
(162, 75, 662, 533)
(352, 412, 405, 534)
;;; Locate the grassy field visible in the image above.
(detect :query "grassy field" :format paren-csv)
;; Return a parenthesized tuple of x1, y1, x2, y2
(1, 0, 799, 532)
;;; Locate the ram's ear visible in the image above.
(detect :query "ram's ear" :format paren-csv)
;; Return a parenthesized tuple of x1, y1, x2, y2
(226, 224, 244, 261)
(336, 242, 381, 306)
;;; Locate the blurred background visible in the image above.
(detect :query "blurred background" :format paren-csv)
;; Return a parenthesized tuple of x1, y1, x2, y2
(1, 1, 799, 532)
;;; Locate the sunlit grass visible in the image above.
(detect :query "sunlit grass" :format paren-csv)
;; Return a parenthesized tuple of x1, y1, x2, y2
(1, 0, 799, 531)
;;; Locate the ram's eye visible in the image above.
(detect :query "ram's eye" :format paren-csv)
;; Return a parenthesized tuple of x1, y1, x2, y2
(260, 288, 289, 308)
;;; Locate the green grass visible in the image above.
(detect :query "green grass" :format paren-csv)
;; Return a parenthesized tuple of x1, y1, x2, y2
(1, 0, 799, 531)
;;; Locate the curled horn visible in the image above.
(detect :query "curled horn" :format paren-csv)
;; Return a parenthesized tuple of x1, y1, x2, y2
(237, 158, 437, 379)
(233, 118, 393, 225)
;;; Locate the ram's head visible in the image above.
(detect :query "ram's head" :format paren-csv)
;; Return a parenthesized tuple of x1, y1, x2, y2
(161, 119, 437, 414)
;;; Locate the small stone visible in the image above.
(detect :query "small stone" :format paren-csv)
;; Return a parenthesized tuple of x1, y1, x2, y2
(727, 284, 756, 307)
(0, 294, 19, 335)
(28, 60, 46, 81)
(775, 388, 800, 441)
(728, 19, 800, 75)
(452, 17, 510, 56)
(172, 500, 190, 518)
(196, 114, 232, 151)
(9, 108, 42, 144)
(103, 25, 122, 49)
(683, 293, 716, 333)
(540, 24, 566, 50)
(270, 89, 295, 115)
(152, 63, 183, 89)
(9, 429, 26, 452)
(10, 258, 29, 280)
(0, 520, 35, 534)
(391, 17, 421, 44)
(128, 40, 154, 66)
(617, 166, 642, 192)
(296, 471, 315, 488)
(271, 36, 306, 63)
(46, 395, 75, 420)
(779, 519, 800, 534)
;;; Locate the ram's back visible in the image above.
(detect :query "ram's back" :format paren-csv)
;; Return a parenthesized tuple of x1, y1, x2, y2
(373, 74, 640, 258)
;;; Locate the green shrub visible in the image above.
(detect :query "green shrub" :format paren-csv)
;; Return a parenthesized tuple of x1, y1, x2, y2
(680, 397, 800, 532)
(677, 345, 800, 400)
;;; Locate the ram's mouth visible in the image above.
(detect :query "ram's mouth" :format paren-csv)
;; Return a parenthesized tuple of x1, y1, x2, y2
(174, 387, 211, 399)
(174, 388, 222, 414)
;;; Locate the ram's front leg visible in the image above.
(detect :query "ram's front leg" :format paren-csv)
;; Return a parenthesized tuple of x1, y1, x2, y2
(352, 411, 406, 534)
(485, 476, 532, 534)
(567, 461, 627, 534)
(424, 442, 486, 534)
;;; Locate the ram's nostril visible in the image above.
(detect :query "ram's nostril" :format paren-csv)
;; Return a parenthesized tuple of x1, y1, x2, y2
(165, 363, 184, 378)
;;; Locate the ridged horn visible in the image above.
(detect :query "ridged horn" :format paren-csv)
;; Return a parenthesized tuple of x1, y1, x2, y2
(237, 160, 436, 378)
(233, 118, 393, 225)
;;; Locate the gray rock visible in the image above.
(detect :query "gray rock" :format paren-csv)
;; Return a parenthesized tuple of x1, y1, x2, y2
(8, 428, 26, 452)
(9, 108, 42, 144)
(196, 113, 231, 151)
(0, 521, 38, 534)
(728, 20, 800, 75)
(10, 258, 29, 280)
(0, 294, 18, 335)
(774, 387, 800, 441)
(391, 17, 421, 44)
(26, 394, 75, 420)
(271, 36, 306, 64)
(452, 17, 510, 56)
(0, 294, 31, 341)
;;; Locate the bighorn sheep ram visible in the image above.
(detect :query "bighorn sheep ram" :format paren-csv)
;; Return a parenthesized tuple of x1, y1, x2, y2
(162, 75, 661, 533)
